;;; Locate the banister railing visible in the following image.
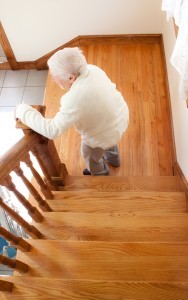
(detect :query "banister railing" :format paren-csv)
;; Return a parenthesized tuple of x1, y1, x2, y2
(0, 227, 30, 252)
(0, 197, 42, 238)
(0, 109, 68, 282)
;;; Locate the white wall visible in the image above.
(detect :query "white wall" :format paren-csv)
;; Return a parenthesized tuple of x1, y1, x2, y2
(0, 0, 163, 61)
(161, 16, 188, 180)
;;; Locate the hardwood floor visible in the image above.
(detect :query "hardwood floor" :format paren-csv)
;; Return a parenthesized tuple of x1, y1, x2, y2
(44, 41, 175, 176)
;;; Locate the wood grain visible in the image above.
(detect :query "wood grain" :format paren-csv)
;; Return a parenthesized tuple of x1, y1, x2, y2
(79, 34, 162, 45)
(0, 133, 40, 183)
(0, 280, 13, 293)
(48, 191, 186, 213)
(15, 240, 188, 281)
(31, 212, 188, 242)
(63, 175, 180, 192)
(43, 42, 175, 176)
(1, 278, 188, 299)
(0, 36, 185, 299)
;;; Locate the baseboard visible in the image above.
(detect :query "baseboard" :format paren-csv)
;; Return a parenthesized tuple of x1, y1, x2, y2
(0, 62, 11, 70)
(0, 34, 162, 71)
(159, 35, 177, 168)
(174, 162, 188, 207)
(79, 34, 161, 45)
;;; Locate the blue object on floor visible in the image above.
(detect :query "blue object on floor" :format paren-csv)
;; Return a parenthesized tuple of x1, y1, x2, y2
(0, 237, 8, 254)
(5, 246, 17, 258)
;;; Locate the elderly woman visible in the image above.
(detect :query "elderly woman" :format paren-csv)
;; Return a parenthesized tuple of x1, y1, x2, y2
(16, 47, 129, 175)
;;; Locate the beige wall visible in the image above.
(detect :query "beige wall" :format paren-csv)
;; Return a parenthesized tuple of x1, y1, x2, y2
(0, 0, 163, 61)
(161, 16, 188, 180)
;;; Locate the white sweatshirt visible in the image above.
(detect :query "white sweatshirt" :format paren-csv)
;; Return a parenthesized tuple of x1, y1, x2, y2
(16, 65, 129, 149)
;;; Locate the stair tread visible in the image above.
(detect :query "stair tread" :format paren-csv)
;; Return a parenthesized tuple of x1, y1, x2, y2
(63, 176, 180, 191)
(48, 191, 186, 212)
(1, 277, 188, 300)
(33, 212, 188, 241)
(15, 241, 188, 282)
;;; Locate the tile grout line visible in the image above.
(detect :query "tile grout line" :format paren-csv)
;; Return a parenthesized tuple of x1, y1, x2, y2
(0, 69, 47, 108)
(0, 70, 7, 96)
(22, 70, 29, 103)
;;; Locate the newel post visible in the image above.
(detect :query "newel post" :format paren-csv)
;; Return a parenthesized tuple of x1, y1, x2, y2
(16, 105, 68, 187)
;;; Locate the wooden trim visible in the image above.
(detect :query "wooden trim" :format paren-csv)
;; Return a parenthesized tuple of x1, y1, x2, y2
(79, 34, 162, 45)
(0, 22, 19, 70)
(159, 35, 177, 168)
(1, 34, 162, 71)
(0, 62, 11, 70)
(35, 34, 162, 69)
(17, 61, 38, 69)
(174, 161, 188, 208)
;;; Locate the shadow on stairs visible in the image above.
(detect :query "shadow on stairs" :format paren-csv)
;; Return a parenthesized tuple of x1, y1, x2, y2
(1, 175, 188, 300)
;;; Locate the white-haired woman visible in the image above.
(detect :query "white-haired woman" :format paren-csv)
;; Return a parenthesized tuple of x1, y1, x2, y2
(16, 47, 129, 175)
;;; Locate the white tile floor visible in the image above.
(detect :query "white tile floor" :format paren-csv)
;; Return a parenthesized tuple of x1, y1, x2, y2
(0, 70, 47, 106)
(0, 69, 48, 157)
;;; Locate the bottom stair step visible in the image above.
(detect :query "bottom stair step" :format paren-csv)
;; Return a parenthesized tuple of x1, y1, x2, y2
(1, 277, 188, 300)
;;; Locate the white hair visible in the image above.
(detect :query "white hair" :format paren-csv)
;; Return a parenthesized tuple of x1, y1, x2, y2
(47, 47, 87, 80)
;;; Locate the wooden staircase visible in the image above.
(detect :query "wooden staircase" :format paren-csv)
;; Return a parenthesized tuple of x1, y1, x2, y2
(1, 38, 188, 299)
(1, 175, 188, 299)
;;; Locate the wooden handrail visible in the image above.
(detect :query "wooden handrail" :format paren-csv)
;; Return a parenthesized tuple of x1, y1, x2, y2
(0, 133, 40, 183)
(0, 105, 68, 277)
(0, 115, 68, 229)
(0, 131, 67, 186)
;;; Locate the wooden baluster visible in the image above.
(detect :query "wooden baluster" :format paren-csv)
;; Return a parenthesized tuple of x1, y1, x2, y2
(1, 175, 43, 223)
(0, 197, 42, 239)
(0, 227, 30, 252)
(47, 140, 68, 186)
(14, 164, 52, 212)
(32, 147, 59, 191)
(0, 254, 28, 273)
(0, 280, 13, 292)
(23, 153, 53, 200)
